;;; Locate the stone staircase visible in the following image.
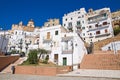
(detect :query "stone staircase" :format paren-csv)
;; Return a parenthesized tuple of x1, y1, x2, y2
(1, 57, 27, 73)
(80, 53, 120, 70)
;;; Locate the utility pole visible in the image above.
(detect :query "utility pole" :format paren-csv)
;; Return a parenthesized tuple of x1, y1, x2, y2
(71, 40, 74, 71)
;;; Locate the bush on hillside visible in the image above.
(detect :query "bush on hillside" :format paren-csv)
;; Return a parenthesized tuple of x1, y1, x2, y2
(28, 49, 38, 64)
(114, 27, 120, 36)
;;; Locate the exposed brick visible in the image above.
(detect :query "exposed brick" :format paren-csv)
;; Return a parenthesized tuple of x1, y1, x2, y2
(15, 66, 71, 76)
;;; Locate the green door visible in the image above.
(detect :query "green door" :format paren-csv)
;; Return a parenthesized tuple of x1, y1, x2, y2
(63, 57, 67, 66)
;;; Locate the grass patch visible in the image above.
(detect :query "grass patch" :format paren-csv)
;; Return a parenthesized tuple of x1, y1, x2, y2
(20, 60, 60, 67)
(20, 60, 38, 66)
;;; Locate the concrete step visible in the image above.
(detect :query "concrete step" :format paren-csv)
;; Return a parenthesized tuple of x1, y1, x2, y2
(57, 69, 120, 78)
(1, 57, 27, 73)
(80, 53, 120, 70)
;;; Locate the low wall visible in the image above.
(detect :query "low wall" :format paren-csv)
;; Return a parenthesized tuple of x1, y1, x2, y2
(0, 56, 19, 71)
(15, 66, 72, 76)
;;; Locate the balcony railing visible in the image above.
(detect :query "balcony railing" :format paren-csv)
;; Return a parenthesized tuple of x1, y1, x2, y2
(62, 50, 73, 54)
(76, 25, 81, 28)
(95, 33, 110, 38)
(43, 36, 52, 43)
(62, 36, 73, 42)
(67, 26, 73, 29)
(88, 17, 108, 24)
(88, 25, 109, 31)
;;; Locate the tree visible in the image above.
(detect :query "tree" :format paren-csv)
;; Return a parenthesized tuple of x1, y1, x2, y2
(114, 27, 120, 36)
(28, 49, 38, 64)
(37, 48, 48, 59)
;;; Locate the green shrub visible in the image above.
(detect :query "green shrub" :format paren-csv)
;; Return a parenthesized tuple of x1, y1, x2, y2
(28, 49, 38, 64)
(114, 27, 120, 36)
(10, 50, 17, 54)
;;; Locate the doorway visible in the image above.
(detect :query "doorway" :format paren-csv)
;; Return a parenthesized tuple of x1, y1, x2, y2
(63, 57, 67, 66)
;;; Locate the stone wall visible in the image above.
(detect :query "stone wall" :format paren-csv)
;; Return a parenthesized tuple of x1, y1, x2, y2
(0, 56, 19, 71)
(15, 66, 72, 76)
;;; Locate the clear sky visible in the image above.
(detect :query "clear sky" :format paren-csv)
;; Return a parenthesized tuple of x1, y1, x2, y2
(0, 0, 120, 30)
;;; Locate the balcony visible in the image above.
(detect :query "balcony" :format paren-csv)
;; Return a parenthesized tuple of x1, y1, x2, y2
(76, 25, 81, 28)
(88, 17, 108, 24)
(88, 25, 109, 31)
(89, 35, 94, 38)
(62, 50, 73, 54)
(95, 33, 110, 38)
(43, 36, 52, 43)
(67, 26, 72, 29)
(62, 36, 73, 42)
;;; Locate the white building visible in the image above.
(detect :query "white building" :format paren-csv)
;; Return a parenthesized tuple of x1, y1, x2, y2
(8, 20, 40, 54)
(62, 8, 87, 33)
(62, 8, 114, 44)
(86, 8, 114, 43)
(39, 22, 87, 70)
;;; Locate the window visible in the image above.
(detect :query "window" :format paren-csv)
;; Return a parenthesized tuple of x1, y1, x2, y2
(47, 32, 50, 39)
(90, 33, 92, 35)
(54, 42, 56, 47)
(64, 24, 66, 26)
(48, 24, 50, 27)
(95, 24, 98, 27)
(15, 32, 17, 35)
(65, 19, 67, 21)
(78, 12, 80, 14)
(55, 31, 58, 35)
(83, 33, 85, 36)
(82, 27, 85, 29)
(68, 22, 72, 27)
(96, 31, 100, 34)
(78, 16, 81, 18)
(77, 21, 81, 25)
(91, 39, 92, 42)
(82, 21, 84, 23)
(103, 13, 107, 17)
(82, 15, 84, 18)
(89, 26, 92, 28)
(71, 18, 73, 20)
(103, 22, 107, 25)
(105, 29, 108, 33)
(64, 34, 66, 37)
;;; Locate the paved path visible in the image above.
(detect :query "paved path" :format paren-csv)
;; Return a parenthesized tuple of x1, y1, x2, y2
(58, 69, 120, 79)
(0, 73, 119, 80)
(1, 57, 27, 73)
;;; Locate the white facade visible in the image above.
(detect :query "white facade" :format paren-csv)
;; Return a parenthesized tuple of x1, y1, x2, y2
(8, 21, 40, 54)
(86, 8, 114, 43)
(62, 8, 114, 44)
(62, 8, 87, 32)
(39, 25, 87, 70)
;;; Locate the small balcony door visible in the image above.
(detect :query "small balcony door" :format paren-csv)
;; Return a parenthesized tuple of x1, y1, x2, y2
(47, 32, 50, 39)
(54, 54, 58, 63)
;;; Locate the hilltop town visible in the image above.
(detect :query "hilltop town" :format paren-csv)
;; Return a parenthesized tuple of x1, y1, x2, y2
(0, 7, 120, 79)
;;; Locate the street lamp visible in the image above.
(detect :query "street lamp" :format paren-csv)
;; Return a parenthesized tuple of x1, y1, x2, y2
(25, 43, 29, 54)
(37, 40, 39, 49)
(19, 39, 23, 53)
